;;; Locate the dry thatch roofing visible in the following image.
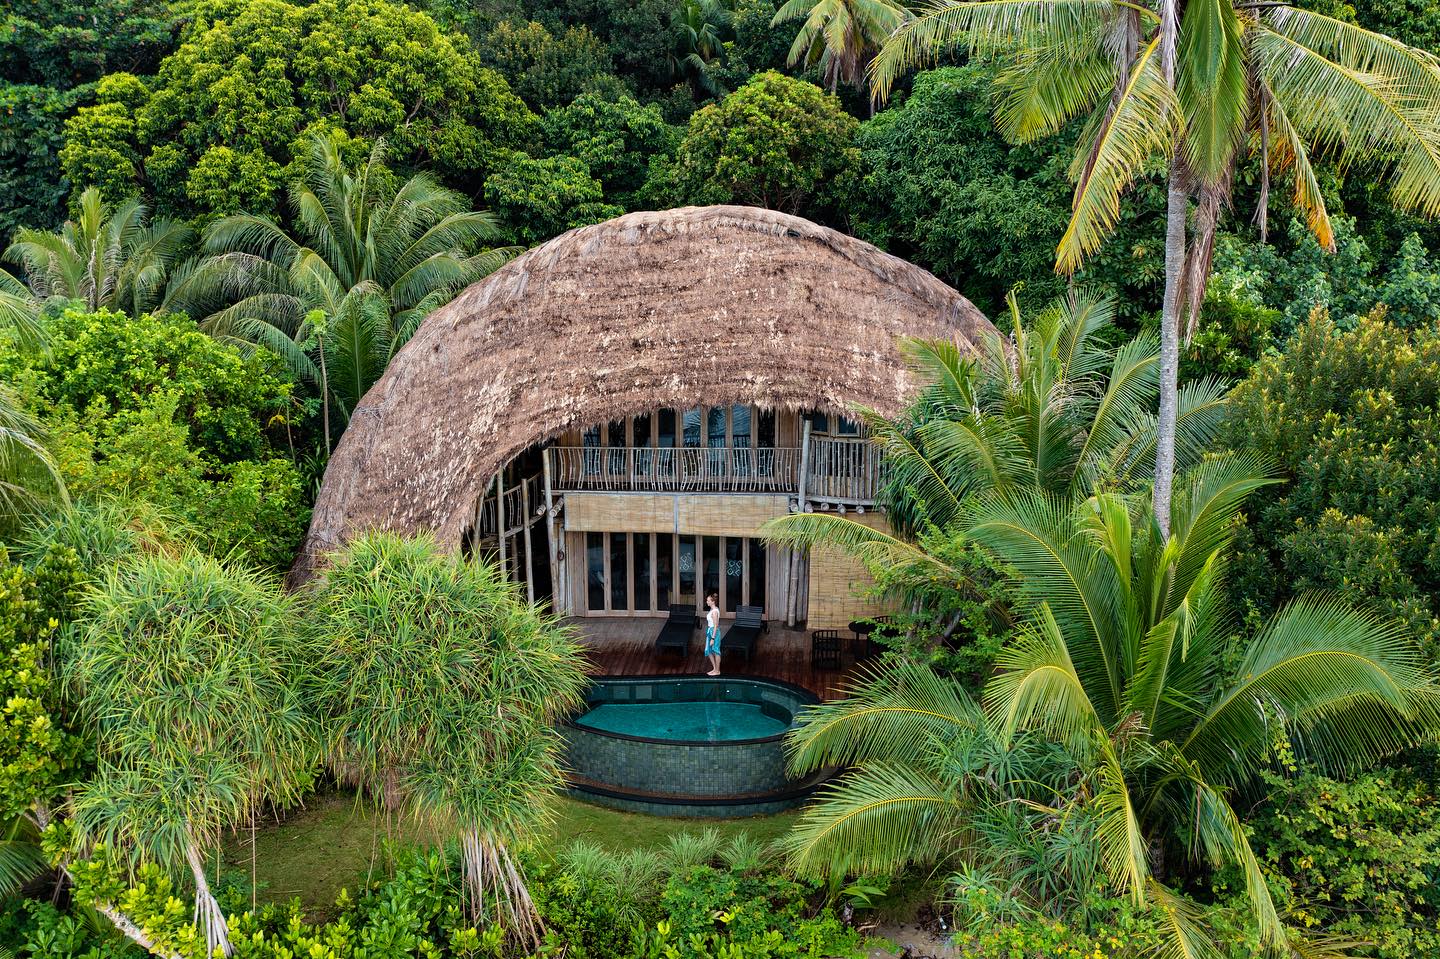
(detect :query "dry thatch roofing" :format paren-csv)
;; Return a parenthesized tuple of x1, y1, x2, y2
(294, 205, 996, 579)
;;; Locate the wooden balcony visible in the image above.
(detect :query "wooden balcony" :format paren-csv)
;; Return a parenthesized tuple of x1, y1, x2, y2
(547, 438, 884, 503)
(548, 446, 802, 494)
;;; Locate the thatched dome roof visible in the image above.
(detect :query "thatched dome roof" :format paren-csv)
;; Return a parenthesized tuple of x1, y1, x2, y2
(295, 205, 995, 578)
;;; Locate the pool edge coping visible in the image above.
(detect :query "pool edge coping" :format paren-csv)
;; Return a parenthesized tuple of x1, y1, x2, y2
(562, 673, 821, 747)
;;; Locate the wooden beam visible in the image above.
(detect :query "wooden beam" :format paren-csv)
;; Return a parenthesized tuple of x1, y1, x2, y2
(520, 473, 536, 605)
(542, 447, 563, 614)
(787, 416, 812, 627)
(494, 472, 509, 580)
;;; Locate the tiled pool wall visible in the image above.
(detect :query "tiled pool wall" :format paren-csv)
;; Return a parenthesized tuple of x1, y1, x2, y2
(562, 676, 821, 817)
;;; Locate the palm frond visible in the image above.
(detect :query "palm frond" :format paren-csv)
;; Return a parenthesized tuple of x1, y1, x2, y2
(782, 761, 966, 877)
(786, 660, 982, 773)
(1057, 35, 1177, 273)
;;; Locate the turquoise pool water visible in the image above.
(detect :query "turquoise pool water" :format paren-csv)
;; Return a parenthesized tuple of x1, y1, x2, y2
(573, 700, 789, 741)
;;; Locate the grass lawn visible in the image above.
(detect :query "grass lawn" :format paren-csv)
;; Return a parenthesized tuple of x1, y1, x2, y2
(223, 791, 800, 913)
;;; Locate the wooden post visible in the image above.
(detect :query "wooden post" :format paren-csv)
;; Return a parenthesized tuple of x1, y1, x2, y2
(542, 447, 563, 615)
(494, 473, 508, 581)
(520, 474, 536, 606)
(787, 416, 812, 627)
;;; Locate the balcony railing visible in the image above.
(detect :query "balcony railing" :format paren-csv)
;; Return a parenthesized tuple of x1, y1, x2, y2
(550, 446, 801, 493)
(806, 436, 884, 505)
(549, 438, 885, 503)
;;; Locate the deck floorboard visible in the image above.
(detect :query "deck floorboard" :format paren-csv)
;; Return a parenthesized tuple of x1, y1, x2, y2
(569, 617, 858, 700)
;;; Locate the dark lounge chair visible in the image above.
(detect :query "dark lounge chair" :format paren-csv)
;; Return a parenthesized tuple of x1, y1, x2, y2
(654, 603, 697, 656)
(722, 605, 768, 664)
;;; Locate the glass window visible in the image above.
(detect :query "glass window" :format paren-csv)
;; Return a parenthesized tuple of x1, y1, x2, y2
(607, 420, 627, 477)
(683, 408, 702, 447)
(748, 539, 767, 612)
(810, 412, 830, 434)
(658, 409, 677, 448)
(586, 532, 605, 611)
(633, 533, 652, 612)
(702, 535, 721, 611)
(707, 407, 728, 447)
(633, 414, 652, 481)
(837, 415, 861, 436)
(677, 535, 697, 608)
(656, 532, 674, 608)
(725, 537, 743, 612)
(731, 405, 751, 447)
(609, 533, 628, 611)
(582, 425, 601, 476)
(756, 408, 775, 448)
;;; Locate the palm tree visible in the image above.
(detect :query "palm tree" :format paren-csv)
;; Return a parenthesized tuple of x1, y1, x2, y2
(67, 552, 318, 957)
(0, 274, 65, 528)
(0, 393, 67, 532)
(311, 533, 588, 947)
(167, 133, 515, 432)
(4, 187, 192, 317)
(870, 0, 1440, 534)
(671, 0, 733, 96)
(0, 267, 43, 353)
(771, 0, 906, 95)
(783, 455, 1440, 955)
(763, 291, 1227, 607)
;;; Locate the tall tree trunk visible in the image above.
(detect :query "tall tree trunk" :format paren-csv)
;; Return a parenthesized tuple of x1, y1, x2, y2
(1154, 0, 1184, 540)
(185, 839, 233, 958)
(1154, 168, 1187, 539)
(317, 330, 332, 457)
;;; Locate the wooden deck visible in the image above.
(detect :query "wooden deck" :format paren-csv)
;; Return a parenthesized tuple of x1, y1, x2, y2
(570, 617, 858, 700)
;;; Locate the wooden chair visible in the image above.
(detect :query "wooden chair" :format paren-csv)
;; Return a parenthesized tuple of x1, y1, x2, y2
(811, 629, 843, 670)
(654, 604, 697, 656)
(722, 605, 768, 664)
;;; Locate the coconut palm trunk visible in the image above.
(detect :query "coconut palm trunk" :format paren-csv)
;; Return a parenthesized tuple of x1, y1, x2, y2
(1154, 170, 1187, 537)
(460, 827, 542, 948)
(185, 837, 233, 957)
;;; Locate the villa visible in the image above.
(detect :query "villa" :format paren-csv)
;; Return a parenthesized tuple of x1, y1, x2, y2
(296, 205, 995, 644)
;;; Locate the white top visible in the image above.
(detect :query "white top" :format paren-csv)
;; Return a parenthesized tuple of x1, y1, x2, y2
(706, 607, 720, 632)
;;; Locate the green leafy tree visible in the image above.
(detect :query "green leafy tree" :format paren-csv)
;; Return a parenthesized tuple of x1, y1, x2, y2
(1212, 217, 1440, 336)
(0, 547, 84, 897)
(851, 67, 1075, 313)
(0, 85, 86, 239)
(312, 533, 588, 946)
(872, 0, 1440, 536)
(4, 187, 191, 317)
(541, 93, 680, 207)
(67, 551, 318, 957)
(771, 0, 905, 94)
(0, 0, 176, 88)
(782, 459, 1440, 956)
(170, 133, 514, 430)
(644, 70, 858, 217)
(1223, 310, 1440, 652)
(478, 20, 616, 110)
(0, 307, 306, 569)
(1246, 763, 1440, 959)
(484, 152, 625, 247)
(59, 0, 537, 218)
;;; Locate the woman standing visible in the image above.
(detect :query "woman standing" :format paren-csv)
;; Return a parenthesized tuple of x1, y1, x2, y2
(703, 592, 722, 675)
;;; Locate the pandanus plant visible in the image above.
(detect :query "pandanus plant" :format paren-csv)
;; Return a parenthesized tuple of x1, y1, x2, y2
(311, 533, 588, 946)
(67, 552, 318, 957)
(781, 455, 1440, 955)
